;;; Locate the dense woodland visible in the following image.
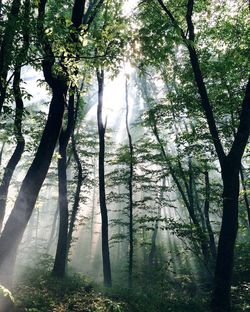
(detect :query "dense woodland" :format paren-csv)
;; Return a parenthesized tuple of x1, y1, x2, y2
(0, 0, 249, 311)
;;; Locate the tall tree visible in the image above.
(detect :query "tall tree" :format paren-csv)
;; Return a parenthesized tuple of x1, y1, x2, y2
(52, 90, 75, 277)
(52, 0, 106, 277)
(0, 0, 104, 287)
(97, 68, 112, 287)
(125, 76, 134, 288)
(67, 130, 85, 257)
(152, 0, 250, 310)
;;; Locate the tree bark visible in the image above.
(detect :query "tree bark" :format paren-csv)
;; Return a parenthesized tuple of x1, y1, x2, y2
(212, 161, 240, 312)
(97, 69, 112, 287)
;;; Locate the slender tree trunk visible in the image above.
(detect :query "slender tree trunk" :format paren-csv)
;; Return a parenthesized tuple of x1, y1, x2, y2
(125, 77, 134, 288)
(149, 179, 164, 267)
(148, 220, 158, 267)
(97, 69, 112, 287)
(90, 160, 96, 255)
(47, 204, 59, 253)
(67, 132, 85, 256)
(0, 143, 5, 165)
(35, 207, 40, 253)
(239, 166, 250, 227)
(204, 170, 217, 261)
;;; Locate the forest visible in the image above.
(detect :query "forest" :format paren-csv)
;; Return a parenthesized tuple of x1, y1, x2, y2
(0, 0, 249, 311)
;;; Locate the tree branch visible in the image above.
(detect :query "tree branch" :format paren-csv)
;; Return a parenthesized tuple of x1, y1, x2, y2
(229, 78, 250, 163)
(156, 0, 225, 163)
(156, 0, 186, 38)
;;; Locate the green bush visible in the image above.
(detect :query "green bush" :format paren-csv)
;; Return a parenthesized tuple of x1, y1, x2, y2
(13, 254, 126, 312)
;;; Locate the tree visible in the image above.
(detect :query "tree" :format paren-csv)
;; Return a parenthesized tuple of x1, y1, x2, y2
(139, 0, 250, 310)
(0, 0, 104, 288)
(52, 90, 75, 277)
(97, 68, 112, 287)
(91, 0, 128, 286)
(125, 76, 134, 288)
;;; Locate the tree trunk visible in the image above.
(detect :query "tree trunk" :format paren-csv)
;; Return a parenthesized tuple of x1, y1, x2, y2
(125, 77, 134, 288)
(239, 166, 250, 227)
(149, 203, 161, 267)
(204, 170, 217, 261)
(52, 92, 75, 277)
(97, 69, 112, 287)
(67, 132, 85, 256)
(47, 204, 59, 253)
(0, 143, 5, 166)
(52, 146, 69, 277)
(212, 161, 239, 312)
(149, 178, 165, 267)
(90, 160, 96, 255)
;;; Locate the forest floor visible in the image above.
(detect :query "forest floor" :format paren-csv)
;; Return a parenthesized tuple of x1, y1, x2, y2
(0, 255, 248, 312)
(9, 268, 249, 312)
